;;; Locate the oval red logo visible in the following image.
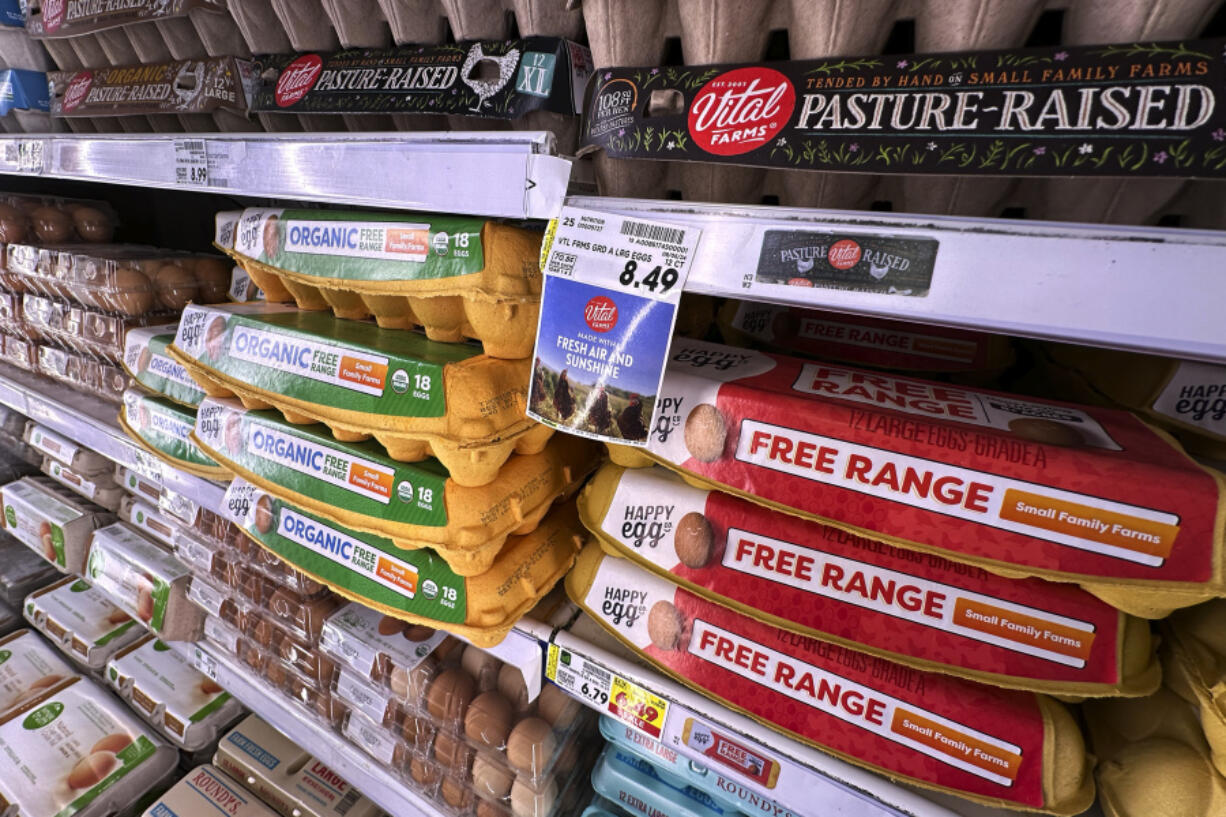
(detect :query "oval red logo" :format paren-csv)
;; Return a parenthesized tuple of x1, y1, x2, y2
(687, 67, 795, 156)
(275, 54, 323, 108)
(584, 296, 618, 333)
(42, 0, 65, 32)
(828, 239, 862, 270)
(61, 72, 93, 113)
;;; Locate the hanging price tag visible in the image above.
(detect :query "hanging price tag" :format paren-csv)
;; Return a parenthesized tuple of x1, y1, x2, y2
(527, 207, 700, 446)
(17, 140, 43, 173)
(192, 645, 219, 681)
(173, 139, 209, 187)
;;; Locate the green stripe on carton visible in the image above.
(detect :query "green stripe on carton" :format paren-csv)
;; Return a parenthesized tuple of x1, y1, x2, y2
(196, 310, 476, 418)
(257, 209, 485, 282)
(248, 496, 465, 624)
(133, 396, 219, 469)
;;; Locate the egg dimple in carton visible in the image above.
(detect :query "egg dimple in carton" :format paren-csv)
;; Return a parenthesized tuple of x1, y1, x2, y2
(1084, 681, 1226, 817)
(1161, 599, 1226, 779)
(0, 475, 116, 574)
(0, 674, 179, 817)
(170, 302, 553, 485)
(35, 342, 130, 405)
(105, 633, 245, 752)
(41, 456, 124, 511)
(610, 338, 1226, 619)
(215, 208, 543, 361)
(85, 521, 203, 641)
(6, 242, 231, 319)
(193, 396, 597, 577)
(120, 387, 227, 479)
(0, 629, 77, 720)
(24, 575, 144, 672)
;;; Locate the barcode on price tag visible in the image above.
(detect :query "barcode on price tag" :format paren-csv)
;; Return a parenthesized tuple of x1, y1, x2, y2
(174, 139, 209, 187)
(17, 140, 43, 173)
(132, 449, 165, 485)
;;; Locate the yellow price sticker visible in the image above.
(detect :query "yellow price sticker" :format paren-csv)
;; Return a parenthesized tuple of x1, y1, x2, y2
(608, 674, 669, 739)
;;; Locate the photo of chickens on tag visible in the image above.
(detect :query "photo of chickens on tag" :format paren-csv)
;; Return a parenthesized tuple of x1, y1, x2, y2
(528, 208, 700, 446)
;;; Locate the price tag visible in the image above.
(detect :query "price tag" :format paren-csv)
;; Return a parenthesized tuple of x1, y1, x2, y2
(173, 139, 209, 187)
(192, 646, 219, 681)
(131, 449, 166, 486)
(17, 140, 43, 173)
(546, 644, 669, 738)
(527, 207, 700, 446)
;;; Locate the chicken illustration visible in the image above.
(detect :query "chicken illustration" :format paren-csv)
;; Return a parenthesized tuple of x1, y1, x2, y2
(590, 387, 613, 432)
(530, 358, 547, 409)
(617, 393, 647, 442)
(867, 260, 891, 280)
(553, 369, 575, 421)
(461, 44, 521, 113)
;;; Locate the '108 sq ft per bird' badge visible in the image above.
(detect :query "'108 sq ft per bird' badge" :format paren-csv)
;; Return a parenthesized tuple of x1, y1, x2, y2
(528, 207, 701, 446)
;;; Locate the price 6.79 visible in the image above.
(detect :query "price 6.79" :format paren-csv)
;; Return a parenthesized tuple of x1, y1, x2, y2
(619, 260, 679, 293)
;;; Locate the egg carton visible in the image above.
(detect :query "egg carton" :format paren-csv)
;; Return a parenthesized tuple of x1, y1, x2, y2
(5, 243, 231, 319)
(35, 342, 129, 404)
(0, 532, 59, 608)
(0, 332, 34, 369)
(174, 524, 330, 600)
(19, 293, 167, 364)
(24, 575, 145, 674)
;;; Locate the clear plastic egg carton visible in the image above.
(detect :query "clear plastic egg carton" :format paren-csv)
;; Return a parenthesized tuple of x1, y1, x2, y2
(578, 0, 1226, 225)
(21, 292, 162, 363)
(0, 530, 59, 607)
(174, 521, 331, 600)
(35, 342, 129, 404)
(0, 332, 34, 369)
(0, 292, 22, 337)
(5, 243, 232, 318)
(0, 194, 117, 247)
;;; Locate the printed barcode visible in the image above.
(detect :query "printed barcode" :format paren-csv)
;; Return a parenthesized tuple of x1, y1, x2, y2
(620, 219, 685, 246)
(335, 788, 361, 815)
(585, 662, 612, 687)
(180, 139, 206, 153)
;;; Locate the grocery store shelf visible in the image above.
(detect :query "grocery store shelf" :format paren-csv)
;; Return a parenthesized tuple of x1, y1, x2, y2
(0, 361, 225, 511)
(566, 196, 1226, 364)
(549, 615, 1018, 817)
(0, 133, 572, 219)
(176, 640, 446, 817)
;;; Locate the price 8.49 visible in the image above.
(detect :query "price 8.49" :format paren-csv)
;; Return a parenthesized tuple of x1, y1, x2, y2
(619, 260, 679, 293)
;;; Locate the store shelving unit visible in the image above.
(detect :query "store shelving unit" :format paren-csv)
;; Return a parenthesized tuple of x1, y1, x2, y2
(0, 133, 572, 219)
(567, 195, 1226, 364)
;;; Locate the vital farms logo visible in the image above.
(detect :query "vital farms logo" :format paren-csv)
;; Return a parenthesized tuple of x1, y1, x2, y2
(584, 295, 618, 333)
(276, 54, 323, 107)
(61, 71, 93, 112)
(41, 0, 65, 32)
(827, 239, 862, 270)
(688, 67, 796, 156)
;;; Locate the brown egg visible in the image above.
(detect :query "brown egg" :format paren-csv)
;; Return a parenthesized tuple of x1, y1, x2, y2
(401, 714, 432, 746)
(192, 258, 231, 303)
(505, 718, 555, 776)
(388, 655, 435, 704)
(135, 574, 155, 622)
(432, 731, 473, 770)
(71, 206, 113, 242)
(38, 520, 56, 562)
(426, 667, 476, 724)
(377, 615, 405, 637)
(403, 625, 435, 642)
(510, 777, 557, 817)
(153, 263, 198, 310)
(66, 751, 118, 790)
(471, 754, 514, 800)
(109, 266, 154, 316)
(464, 691, 513, 750)
(440, 775, 471, 809)
(91, 733, 133, 755)
(0, 203, 28, 242)
(552, 739, 579, 775)
(536, 683, 578, 729)
(435, 637, 464, 662)
(106, 609, 130, 625)
(30, 206, 72, 243)
(410, 754, 441, 787)
(476, 799, 511, 817)
(199, 678, 224, 695)
(461, 645, 501, 692)
(497, 664, 531, 713)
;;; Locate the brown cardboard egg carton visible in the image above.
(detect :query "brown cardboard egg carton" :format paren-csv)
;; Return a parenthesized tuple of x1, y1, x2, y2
(581, 0, 1226, 225)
